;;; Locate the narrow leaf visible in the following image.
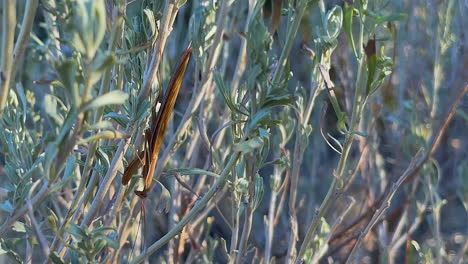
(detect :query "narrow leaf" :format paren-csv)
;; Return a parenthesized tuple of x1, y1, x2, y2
(81, 90, 129, 112)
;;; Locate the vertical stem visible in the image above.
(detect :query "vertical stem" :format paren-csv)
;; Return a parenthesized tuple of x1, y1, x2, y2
(0, 0, 16, 117)
(295, 5, 368, 260)
(12, 0, 39, 78)
(265, 155, 281, 264)
(236, 154, 255, 264)
(229, 181, 240, 263)
(138, 0, 176, 102)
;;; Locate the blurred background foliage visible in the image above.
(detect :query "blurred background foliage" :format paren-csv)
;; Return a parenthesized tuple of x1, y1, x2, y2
(0, 0, 466, 263)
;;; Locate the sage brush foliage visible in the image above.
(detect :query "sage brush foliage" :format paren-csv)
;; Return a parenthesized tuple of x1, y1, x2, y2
(0, 0, 466, 264)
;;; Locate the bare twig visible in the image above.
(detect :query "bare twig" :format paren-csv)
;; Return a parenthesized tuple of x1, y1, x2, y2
(344, 148, 425, 264)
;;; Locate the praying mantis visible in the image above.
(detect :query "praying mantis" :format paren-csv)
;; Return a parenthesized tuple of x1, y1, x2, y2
(122, 44, 192, 198)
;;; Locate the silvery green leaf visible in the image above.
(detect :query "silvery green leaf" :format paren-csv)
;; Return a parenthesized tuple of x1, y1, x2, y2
(176, 0, 188, 8)
(47, 209, 60, 237)
(49, 252, 66, 264)
(92, 226, 116, 235)
(325, 6, 343, 40)
(68, 224, 88, 240)
(103, 112, 129, 127)
(143, 9, 156, 38)
(214, 73, 248, 116)
(349, 130, 367, 137)
(44, 143, 59, 180)
(259, 128, 270, 139)
(62, 156, 76, 183)
(169, 168, 221, 179)
(102, 234, 119, 249)
(73, 0, 106, 59)
(81, 91, 129, 112)
(246, 109, 270, 134)
(237, 178, 249, 194)
(365, 9, 407, 25)
(95, 148, 110, 169)
(88, 52, 119, 86)
(44, 95, 64, 126)
(88, 120, 114, 131)
(252, 174, 264, 211)
(343, 3, 357, 57)
(12, 222, 27, 233)
(0, 200, 14, 214)
(55, 59, 79, 106)
(78, 130, 129, 145)
(15, 84, 27, 125)
(154, 180, 171, 214)
(91, 52, 118, 73)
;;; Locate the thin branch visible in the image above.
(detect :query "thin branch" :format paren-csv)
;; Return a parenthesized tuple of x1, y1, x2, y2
(344, 148, 425, 264)
(12, 0, 40, 77)
(0, 0, 16, 117)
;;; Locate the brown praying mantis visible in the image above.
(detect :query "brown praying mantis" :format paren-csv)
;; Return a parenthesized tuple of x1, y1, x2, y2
(122, 44, 192, 198)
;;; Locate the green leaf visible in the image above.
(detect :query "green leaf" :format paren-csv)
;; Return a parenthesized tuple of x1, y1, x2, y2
(246, 108, 270, 134)
(95, 148, 111, 169)
(0, 200, 14, 214)
(68, 224, 88, 240)
(154, 180, 171, 213)
(349, 130, 367, 137)
(134, 99, 151, 122)
(258, 128, 270, 139)
(78, 130, 129, 145)
(214, 73, 248, 116)
(81, 90, 129, 112)
(252, 174, 264, 211)
(262, 86, 294, 108)
(103, 235, 119, 249)
(49, 251, 66, 264)
(92, 226, 116, 235)
(44, 94, 64, 126)
(89, 52, 119, 86)
(55, 59, 80, 106)
(176, 0, 188, 8)
(73, 0, 107, 59)
(365, 10, 408, 25)
(15, 83, 27, 125)
(47, 209, 60, 237)
(91, 52, 118, 73)
(103, 112, 130, 127)
(12, 222, 27, 233)
(169, 168, 221, 179)
(50, 156, 76, 193)
(364, 40, 377, 96)
(0, 239, 22, 264)
(143, 9, 156, 38)
(88, 120, 114, 131)
(325, 5, 343, 40)
(343, 4, 357, 57)
(234, 137, 264, 153)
